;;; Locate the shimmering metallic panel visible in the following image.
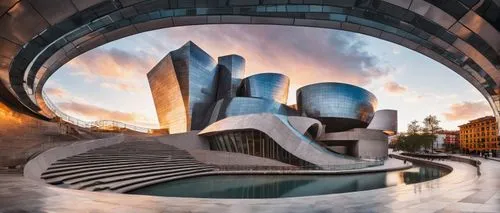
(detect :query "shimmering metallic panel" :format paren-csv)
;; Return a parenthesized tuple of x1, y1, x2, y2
(0, 1, 49, 44)
(148, 41, 218, 133)
(358, 26, 382, 37)
(207, 16, 221, 24)
(453, 38, 500, 81)
(382, 0, 412, 9)
(450, 22, 474, 40)
(459, 11, 500, 53)
(29, 0, 78, 25)
(220, 15, 251, 24)
(120, 0, 145, 7)
(0, 38, 20, 59)
(134, 17, 173, 32)
(71, 0, 107, 11)
(217, 54, 245, 99)
(296, 83, 378, 132)
(240, 73, 289, 104)
(181, 42, 218, 130)
(0, 0, 18, 15)
(294, 19, 341, 29)
(103, 25, 138, 42)
(212, 97, 298, 121)
(409, 0, 456, 28)
(147, 54, 186, 133)
(0, 56, 11, 85)
(172, 16, 208, 26)
(475, 0, 499, 31)
(251, 17, 294, 25)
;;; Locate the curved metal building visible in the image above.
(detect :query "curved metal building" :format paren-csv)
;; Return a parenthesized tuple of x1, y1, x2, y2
(297, 83, 378, 132)
(216, 55, 246, 100)
(239, 73, 290, 104)
(147, 41, 219, 133)
(206, 97, 298, 124)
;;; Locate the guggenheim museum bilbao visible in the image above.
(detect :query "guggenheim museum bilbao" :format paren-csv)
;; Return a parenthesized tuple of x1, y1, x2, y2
(147, 41, 397, 168)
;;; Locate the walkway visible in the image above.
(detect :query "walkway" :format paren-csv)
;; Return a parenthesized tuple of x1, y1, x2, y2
(0, 158, 498, 212)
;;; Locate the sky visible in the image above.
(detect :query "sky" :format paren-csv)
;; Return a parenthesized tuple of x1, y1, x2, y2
(44, 24, 493, 131)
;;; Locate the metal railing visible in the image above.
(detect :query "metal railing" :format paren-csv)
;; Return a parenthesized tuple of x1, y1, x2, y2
(42, 91, 152, 133)
(214, 161, 385, 171)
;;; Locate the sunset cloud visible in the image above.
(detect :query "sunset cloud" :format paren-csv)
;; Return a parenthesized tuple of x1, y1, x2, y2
(44, 87, 69, 98)
(384, 81, 407, 94)
(443, 101, 492, 121)
(100, 82, 143, 93)
(67, 48, 156, 80)
(145, 25, 394, 86)
(57, 101, 141, 123)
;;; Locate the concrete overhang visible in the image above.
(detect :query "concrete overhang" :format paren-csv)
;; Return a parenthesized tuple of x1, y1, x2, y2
(0, 0, 498, 126)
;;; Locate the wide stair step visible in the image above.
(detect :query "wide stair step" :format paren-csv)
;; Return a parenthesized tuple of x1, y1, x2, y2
(87, 168, 215, 192)
(41, 140, 217, 192)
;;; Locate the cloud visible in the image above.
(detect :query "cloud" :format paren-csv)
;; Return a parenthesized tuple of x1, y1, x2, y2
(57, 101, 141, 123)
(443, 101, 492, 121)
(67, 48, 156, 80)
(44, 87, 68, 98)
(100, 82, 143, 93)
(145, 25, 394, 86)
(384, 81, 407, 94)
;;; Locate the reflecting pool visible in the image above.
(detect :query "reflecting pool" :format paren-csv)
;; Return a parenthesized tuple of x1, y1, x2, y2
(128, 166, 448, 199)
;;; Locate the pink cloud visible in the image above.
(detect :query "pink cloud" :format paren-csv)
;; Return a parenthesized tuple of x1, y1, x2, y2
(443, 101, 492, 121)
(384, 81, 407, 94)
(100, 82, 143, 93)
(44, 87, 68, 98)
(67, 48, 156, 80)
(145, 25, 394, 87)
(57, 101, 140, 123)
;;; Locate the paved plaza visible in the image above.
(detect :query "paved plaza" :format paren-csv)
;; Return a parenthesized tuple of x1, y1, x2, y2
(0, 158, 498, 213)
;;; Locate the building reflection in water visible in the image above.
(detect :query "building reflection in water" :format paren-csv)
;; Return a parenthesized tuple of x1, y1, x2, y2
(129, 166, 448, 199)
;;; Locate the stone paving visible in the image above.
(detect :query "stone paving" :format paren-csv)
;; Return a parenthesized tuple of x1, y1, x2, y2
(0, 157, 498, 213)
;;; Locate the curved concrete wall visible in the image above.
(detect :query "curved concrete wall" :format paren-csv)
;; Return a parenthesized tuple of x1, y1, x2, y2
(287, 116, 323, 139)
(199, 113, 369, 169)
(0, 1, 497, 133)
(153, 130, 209, 151)
(319, 128, 389, 160)
(0, 100, 104, 167)
(23, 134, 125, 181)
(188, 150, 294, 168)
(367, 110, 398, 135)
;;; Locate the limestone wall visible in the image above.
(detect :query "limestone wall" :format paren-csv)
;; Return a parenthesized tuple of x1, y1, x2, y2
(0, 101, 74, 167)
(0, 101, 108, 167)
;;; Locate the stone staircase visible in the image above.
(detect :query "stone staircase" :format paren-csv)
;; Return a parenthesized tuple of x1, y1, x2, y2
(41, 140, 216, 193)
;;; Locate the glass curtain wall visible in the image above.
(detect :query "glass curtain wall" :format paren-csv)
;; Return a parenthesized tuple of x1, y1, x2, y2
(208, 130, 315, 167)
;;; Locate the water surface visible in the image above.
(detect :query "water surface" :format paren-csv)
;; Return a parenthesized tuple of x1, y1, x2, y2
(129, 166, 448, 198)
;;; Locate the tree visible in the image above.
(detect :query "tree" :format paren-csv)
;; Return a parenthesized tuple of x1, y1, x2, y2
(422, 115, 442, 152)
(407, 120, 421, 135)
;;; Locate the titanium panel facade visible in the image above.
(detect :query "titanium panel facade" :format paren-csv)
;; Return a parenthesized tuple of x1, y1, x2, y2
(208, 97, 298, 123)
(239, 73, 289, 104)
(147, 41, 218, 133)
(216, 55, 245, 100)
(297, 83, 378, 132)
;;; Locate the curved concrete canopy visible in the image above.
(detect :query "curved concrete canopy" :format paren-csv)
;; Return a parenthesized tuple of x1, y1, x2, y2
(0, 0, 499, 123)
(367, 109, 398, 135)
(198, 113, 361, 168)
